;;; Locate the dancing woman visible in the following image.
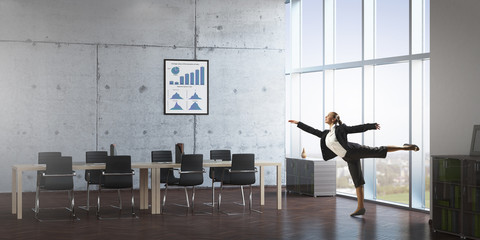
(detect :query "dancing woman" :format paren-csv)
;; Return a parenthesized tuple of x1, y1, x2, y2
(288, 112, 419, 216)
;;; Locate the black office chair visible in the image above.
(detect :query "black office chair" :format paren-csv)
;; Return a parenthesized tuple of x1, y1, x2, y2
(162, 154, 205, 215)
(218, 153, 259, 215)
(33, 152, 62, 215)
(37, 152, 62, 189)
(151, 150, 179, 184)
(206, 150, 231, 207)
(79, 151, 108, 212)
(96, 155, 136, 219)
(34, 156, 77, 221)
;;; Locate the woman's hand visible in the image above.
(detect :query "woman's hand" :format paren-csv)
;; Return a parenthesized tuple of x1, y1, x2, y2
(375, 124, 381, 130)
(288, 120, 299, 124)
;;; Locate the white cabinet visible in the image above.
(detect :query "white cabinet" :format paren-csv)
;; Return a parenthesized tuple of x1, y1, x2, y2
(286, 157, 336, 197)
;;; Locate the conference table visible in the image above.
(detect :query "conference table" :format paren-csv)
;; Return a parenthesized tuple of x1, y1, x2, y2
(12, 160, 282, 219)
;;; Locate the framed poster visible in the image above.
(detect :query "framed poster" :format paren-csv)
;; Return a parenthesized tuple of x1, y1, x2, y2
(164, 59, 209, 115)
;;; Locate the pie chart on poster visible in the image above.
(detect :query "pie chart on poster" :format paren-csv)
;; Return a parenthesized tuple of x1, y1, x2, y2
(171, 67, 180, 75)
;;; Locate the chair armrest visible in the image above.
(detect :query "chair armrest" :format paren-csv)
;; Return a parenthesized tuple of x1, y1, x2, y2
(102, 170, 135, 176)
(42, 171, 77, 177)
(229, 168, 258, 174)
(178, 169, 205, 174)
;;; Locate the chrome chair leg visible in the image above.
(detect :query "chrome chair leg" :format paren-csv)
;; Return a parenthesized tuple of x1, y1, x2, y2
(248, 185, 262, 214)
(34, 189, 78, 221)
(71, 190, 76, 218)
(233, 186, 246, 207)
(34, 185, 40, 217)
(192, 186, 196, 214)
(204, 179, 217, 208)
(131, 187, 135, 217)
(68, 190, 72, 211)
(240, 186, 245, 206)
(211, 180, 215, 206)
(117, 189, 123, 211)
(86, 182, 90, 209)
(184, 187, 190, 208)
(183, 187, 191, 215)
(249, 185, 253, 213)
(96, 187, 101, 218)
(162, 184, 168, 213)
(97, 187, 135, 219)
(218, 184, 261, 215)
(218, 182, 224, 211)
(79, 182, 96, 212)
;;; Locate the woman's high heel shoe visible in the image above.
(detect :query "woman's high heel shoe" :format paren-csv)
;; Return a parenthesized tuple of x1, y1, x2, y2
(403, 144, 420, 152)
(350, 208, 366, 216)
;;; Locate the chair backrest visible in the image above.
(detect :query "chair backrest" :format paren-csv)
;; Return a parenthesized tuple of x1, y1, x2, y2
(44, 156, 74, 190)
(209, 150, 231, 181)
(152, 151, 174, 183)
(37, 152, 62, 187)
(210, 150, 231, 161)
(230, 154, 256, 185)
(85, 151, 108, 183)
(103, 155, 133, 189)
(152, 151, 173, 162)
(38, 152, 62, 164)
(179, 154, 204, 186)
(86, 151, 108, 163)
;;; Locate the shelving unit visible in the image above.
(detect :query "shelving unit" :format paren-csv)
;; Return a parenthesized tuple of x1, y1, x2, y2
(431, 155, 480, 239)
(464, 159, 480, 238)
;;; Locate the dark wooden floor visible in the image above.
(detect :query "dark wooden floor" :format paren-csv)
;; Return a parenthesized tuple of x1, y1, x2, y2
(1, 187, 460, 240)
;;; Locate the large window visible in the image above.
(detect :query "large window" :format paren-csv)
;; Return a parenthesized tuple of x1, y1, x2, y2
(300, 72, 324, 158)
(374, 63, 410, 204)
(286, 0, 430, 211)
(375, 0, 409, 58)
(335, 0, 362, 63)
(301, 0, 323, 67)
(333, 68, 362, 195)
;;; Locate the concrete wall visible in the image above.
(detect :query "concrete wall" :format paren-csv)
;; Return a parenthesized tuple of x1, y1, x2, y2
(430, 0, 480, 155)
(0, 0, 285, 192)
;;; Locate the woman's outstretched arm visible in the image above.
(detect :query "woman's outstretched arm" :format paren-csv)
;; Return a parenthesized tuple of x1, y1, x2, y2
(344, 123, 379, 134)
(288, 120, 324, 137)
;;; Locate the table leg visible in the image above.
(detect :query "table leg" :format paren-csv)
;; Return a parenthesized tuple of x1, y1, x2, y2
(156, 169, 161, 214)
(277, 164, 282, 210)
(12, 168, 16, 215)
(151, 168, 161, 214)
(260, 166, 265, 206)
(16, 169, 22, 219)
(151, 168, 156, 214)
(139, 169, 149, 210)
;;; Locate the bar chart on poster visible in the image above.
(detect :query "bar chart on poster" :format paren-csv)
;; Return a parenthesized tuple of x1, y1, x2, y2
(164, 59, 209, 115)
